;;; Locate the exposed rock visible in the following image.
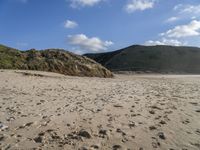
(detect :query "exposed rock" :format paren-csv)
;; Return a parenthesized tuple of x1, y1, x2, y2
(195, 110, 200, 113)
(149, 110, 155, 114)
(91, 144, 99, 149)
(0, 123, 8, 131)
(157, 132, 166, 140)
(149, 126, 157, 130)
(113, 104, 123, 108)
(79, 146, 88, 150)
(34, 136, 43, 143)
(159, 120, 166, 125)
(112, 145, 122, 150)
(99, 129, 107, 136)
(78, 130, 91, 139)
(0, 134, 4, 141)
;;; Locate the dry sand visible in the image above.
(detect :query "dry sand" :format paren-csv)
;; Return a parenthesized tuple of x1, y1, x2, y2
(0, 70, 200, 150)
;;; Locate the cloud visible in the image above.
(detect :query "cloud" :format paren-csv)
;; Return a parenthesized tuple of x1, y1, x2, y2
(64, 20, 78, 29)
(69, 0, 103, 8)
(125, 0, 156, 13)
(174, 4, 200, 15)
(165, 17, 179, 23)
(167, 4, 200, 22)
(161, 20, 200, 38)
(68, 34, 113, 52)
(145, 38, 185, 46)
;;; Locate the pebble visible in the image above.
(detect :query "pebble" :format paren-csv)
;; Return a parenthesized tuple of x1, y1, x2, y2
(91, 144, 99, 149)
(0, 123, 8, 131)
(34, 136, 43, 143)
(159, 120, 166, 125)
(113, 104, 123, 108)
(195, 110, 200, 113)
(78, 130, 91, 139)
(79, 146, 88, 150)
(0, 134, 4, 141)
(158, 132, 166, 140)
(112, 145, 122, 150)
(149, 110, 155, 114)
(149, 126, 157, 130)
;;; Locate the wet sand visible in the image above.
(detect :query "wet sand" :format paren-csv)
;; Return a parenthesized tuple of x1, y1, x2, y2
(0, 70, 200, 150)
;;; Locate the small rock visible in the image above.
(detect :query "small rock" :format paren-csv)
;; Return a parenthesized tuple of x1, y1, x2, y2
(34, 136, 43, 143)
(116, 128, 126, 136)
(128, 122, 135, 128)
(99, 129, 108, 138)
(113, 145, 122, 150)
(6, 117, 15, 122)
(149, 126, 157, 130)
(195, 129, 200, 135)
(38, 132, 45, 136)
(78, 130, 91, 139)
(91, 145, 99, 149)
(79, 146, 88, 150)
(0, 123, 8, 131)
(116, 128, 122, 133)
(189, 102, 198, 105)
(150, 106, 162, 110)
(195, 110, 200, 113)
(159, 120, 166, 125)
(149, 110, 155, 114)
(113, 104, 123, 108)
(0, 134, 4, 141)
(99, 129, 107, 135)
(40, 100, 45, 103)
(25, 122, 33, 127)
(157, 132, 166, 140)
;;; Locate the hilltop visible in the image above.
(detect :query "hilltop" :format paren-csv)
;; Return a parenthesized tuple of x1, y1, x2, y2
(0, 44, 113, 77)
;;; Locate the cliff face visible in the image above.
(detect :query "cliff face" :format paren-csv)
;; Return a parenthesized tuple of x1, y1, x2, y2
(0, 45, 113, 78)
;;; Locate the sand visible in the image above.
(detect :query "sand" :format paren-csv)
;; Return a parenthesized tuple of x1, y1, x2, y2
(0, 70, 200, 150)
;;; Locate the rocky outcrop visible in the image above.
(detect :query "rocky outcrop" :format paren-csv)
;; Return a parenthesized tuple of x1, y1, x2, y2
(0, 44, 113, 78)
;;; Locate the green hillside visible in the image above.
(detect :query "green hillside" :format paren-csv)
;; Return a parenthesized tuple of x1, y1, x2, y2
(85, 45, 200, 74)
(0, 44, 113, 77)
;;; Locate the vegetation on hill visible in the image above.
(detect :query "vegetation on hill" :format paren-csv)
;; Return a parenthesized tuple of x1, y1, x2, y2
(85, 45, 200, 74)
(0, 44, 113, 77)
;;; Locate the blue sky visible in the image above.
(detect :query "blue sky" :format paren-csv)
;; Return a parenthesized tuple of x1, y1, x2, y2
(0, 0, 200, 54)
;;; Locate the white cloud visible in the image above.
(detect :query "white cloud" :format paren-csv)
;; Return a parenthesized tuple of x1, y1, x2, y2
(64, 20, 78, 29)
(125, 0, 156, 13)
(145, 38, 185, 46)
(161, 20, 200, 38)
(175, 4, 200, 15)
(165, 17, 179, 23)
(68, 34, 113, 52)
(169, 4, 200, 22)
(69, 0, 103, 8)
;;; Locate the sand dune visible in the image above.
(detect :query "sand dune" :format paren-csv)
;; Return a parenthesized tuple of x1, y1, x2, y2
(0, 70, 200, 150)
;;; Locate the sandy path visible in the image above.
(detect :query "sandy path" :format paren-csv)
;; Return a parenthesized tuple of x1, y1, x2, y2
(0, 70, 200, 150)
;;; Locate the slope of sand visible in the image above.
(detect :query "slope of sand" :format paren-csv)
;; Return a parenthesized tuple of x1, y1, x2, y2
(0, 70, 200, 150)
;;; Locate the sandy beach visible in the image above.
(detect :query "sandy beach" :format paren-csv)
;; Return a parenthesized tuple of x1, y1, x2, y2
(0, 70, 200, 150)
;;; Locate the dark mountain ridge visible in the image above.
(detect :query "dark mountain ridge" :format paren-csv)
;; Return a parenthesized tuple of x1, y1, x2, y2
(85, 45, 200, 74)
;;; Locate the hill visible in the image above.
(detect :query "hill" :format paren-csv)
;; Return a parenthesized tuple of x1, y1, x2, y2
(85, 45, 200, 74)
(0, 44, 113, 77)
